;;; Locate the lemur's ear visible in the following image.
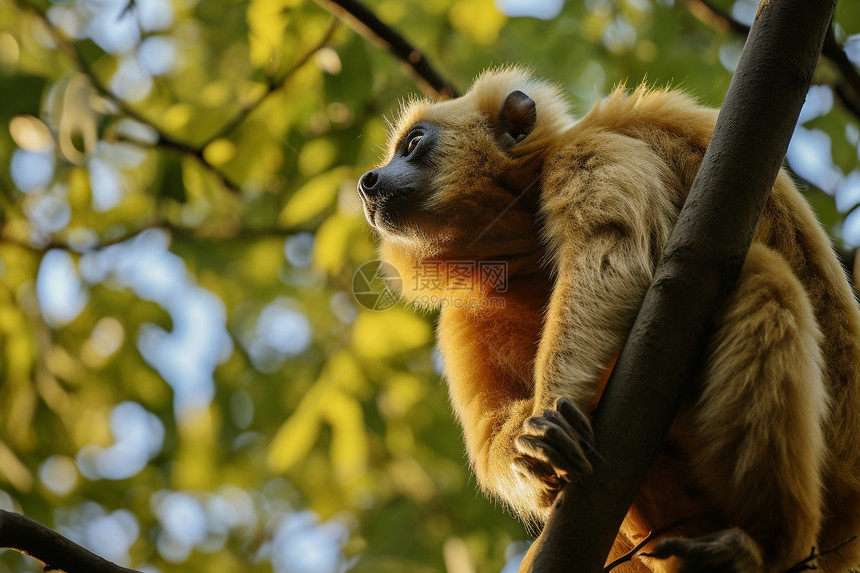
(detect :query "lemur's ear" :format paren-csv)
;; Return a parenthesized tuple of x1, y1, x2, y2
(499, 90, 536, 143)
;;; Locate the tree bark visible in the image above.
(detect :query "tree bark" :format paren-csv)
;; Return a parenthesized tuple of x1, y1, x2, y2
(0, 510, 140, 573)
(518, 0, 837, 571)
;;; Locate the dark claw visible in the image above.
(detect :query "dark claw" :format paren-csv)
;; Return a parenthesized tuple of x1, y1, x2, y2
(513, 455, 560, 486)
(555, 396, 595, 444)
(645, 529, 763, 573)
(516, 428, 589, 480)
(513, 398, 595, 487)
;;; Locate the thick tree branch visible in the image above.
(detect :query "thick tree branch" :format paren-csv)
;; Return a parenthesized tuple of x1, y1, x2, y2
(679, 0, 858, 288)
(0, 510, 140, 573)
(519, 0, 836, 571)
(313, 0, 458, 99)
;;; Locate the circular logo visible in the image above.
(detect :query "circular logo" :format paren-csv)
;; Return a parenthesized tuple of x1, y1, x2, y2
(352, 260, 401, 311)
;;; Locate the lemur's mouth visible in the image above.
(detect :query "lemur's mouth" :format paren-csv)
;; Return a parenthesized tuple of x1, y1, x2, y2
(359, 188, 414, 233)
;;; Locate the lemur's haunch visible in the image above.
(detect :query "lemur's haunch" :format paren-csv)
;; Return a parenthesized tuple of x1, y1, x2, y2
(358, 68, 860, 573)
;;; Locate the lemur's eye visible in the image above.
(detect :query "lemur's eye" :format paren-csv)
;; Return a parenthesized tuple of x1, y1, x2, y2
(406, 134, 423, 155)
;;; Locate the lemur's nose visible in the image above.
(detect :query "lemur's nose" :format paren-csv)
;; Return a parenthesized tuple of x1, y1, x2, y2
(358, 170, 379, 198)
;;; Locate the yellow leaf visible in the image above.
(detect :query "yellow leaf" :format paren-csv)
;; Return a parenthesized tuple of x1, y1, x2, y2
(323, 390, 368, 482)
(247, 0, 304, 68)
(260, 144, 284, 171)
(449, 0, 506, 45)
(0, 440, 32, 491)
(384, 422, 416, 454)
(132, 368, 170, 409)
(72, 406, 112, 449)
(387, 456, 436, 502)
(203, 138, 236, 166)
(322, 349, 367, 396)
(582, 13, 608, 43)
(9, 114, 53, 152)
(267, 386, 324, 473)
(358, 117, 388, 166)
(351, 308, 431, 359)
(375, 1, 406, 23)
(313, 211, 360, 274)
(379, 373, 426, 419)
(5, 323, 32, 379)
(163, 103, 195, 130)
(174, 405, 219, 489)
(279, 167, 348, 226)
(298, 137, 338, 177)
(177, 403, 217, 441)
(242, 238, 284, 284)
(66, 166, 91, 210)
(198, 80, 232, 108)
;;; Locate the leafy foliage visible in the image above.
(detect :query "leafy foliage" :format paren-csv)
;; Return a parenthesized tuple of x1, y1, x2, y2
(0, 0, 857, 572)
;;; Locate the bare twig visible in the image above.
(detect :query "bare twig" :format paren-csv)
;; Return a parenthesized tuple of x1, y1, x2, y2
(824, 27, 860, 121)
(0, 510, 141, 573)
(603, 518, 692, 572)
(150, 135, 241, 191)
(681, 0, 749, 36)
(313, 0, 458, 99)
(783, 536, 858, 573)
(198, 17, 340, 148)
(0, 218, 304, 253)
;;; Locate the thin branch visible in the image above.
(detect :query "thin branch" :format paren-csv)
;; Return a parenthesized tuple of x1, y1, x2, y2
(681, 0, 749, 36)
(0, 510, 141, 573)
(783, 536, 858, 573)
(119, 133, 242, 192)
(833, 82, 860, 124)
(12, 0, 241, 193)
(603, 518, 693, 572)
(680, 0, 860, 124)
(198, 17, 340, 148)
(313, 0, 458, 99)
(823, 26, 860, 121)
(0, 218, 305, 253)
(823, 27, 860, 102)
(16, 1, 184, 149)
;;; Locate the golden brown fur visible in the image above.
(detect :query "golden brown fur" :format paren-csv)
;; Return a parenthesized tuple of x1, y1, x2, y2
(369, 68, 860, 572)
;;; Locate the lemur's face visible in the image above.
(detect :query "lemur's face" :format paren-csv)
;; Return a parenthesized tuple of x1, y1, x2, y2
(356, 121, 440, 235)
(357, 90, 539, 259)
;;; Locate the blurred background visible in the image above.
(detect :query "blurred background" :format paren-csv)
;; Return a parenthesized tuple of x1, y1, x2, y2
(0, 0, 858, 571)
